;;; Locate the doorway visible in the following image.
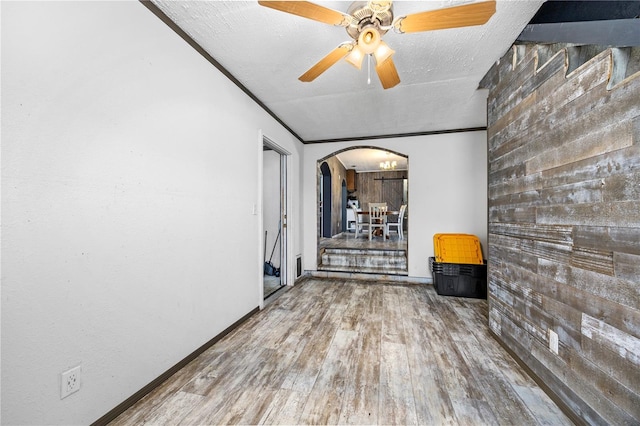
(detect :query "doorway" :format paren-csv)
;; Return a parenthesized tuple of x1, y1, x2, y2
(320, 162, 332, 238)
(263, 138, 288, 300)
(316, 146, 409, 275)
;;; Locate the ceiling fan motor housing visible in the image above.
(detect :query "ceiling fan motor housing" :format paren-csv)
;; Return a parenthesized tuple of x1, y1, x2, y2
(346, 1, 394, 40)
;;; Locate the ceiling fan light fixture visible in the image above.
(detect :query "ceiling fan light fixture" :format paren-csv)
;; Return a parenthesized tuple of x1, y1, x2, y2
(358, 27, 381, 54)
(259, 0, 498, 90)
(345, 45, 365, 69)
(373, 41, 394, 65)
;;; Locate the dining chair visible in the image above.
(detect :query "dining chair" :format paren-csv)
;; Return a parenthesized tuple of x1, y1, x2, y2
(351, 204, 368, 238)
(368, 203, 388, 240)
(387, 204, 406, 240)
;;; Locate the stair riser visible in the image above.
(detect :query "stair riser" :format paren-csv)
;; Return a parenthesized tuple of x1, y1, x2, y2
(322, 255, 407, 268)
(323, 249, 406, 257)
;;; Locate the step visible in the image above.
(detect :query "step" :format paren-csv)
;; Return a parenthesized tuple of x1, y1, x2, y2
(319, 248, 408, 275)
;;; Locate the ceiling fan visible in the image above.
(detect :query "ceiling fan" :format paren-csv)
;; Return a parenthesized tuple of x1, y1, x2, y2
(258, 0, 496, 89)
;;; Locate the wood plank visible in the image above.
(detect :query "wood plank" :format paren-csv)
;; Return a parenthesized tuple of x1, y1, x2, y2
(381, 286, 406, 344)
(298, 329, 358, 425)
(338, 305, 382, 425)
(569, 246, 614, 276)
(378, 341, 418, 425)
(211, 386, 277, 425)
(137, 391, 202, 424)
(604, 168, 640, 202)
(258, 389, 307, 425)
(540, 144, 640, 191)
(537, 201, 640, 228)
(581, 314, 640, 367)
(403, 313, 459, 425)
(490, 222, 573, 244)
(580, 334, 640, 396)
(614, 252, 640, 281)
(527, 121, 634, 175)
(489, 172, 543, 199)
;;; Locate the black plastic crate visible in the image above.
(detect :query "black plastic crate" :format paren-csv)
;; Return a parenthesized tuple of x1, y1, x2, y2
(429, 257, 487, 299)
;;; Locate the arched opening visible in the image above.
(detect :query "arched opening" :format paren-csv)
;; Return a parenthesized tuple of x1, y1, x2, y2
(320, 162, 332, 239)
(317, 147, 409, 276)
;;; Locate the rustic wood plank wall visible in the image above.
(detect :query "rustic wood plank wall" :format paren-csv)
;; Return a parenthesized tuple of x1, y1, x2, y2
(482, 45, 640, 424)
(356, 170, 407, 212)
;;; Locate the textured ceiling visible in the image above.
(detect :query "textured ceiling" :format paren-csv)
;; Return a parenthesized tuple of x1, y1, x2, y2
(150, 0, 545, 142)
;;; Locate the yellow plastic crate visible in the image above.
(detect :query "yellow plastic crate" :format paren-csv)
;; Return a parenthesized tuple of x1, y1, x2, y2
(433, 233, 483, 265)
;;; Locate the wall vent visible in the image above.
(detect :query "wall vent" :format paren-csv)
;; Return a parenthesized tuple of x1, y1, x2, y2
(296, 255, 302, 278)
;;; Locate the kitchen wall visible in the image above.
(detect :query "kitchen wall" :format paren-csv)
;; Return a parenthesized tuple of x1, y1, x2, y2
(1, 2, 303, 424)
(356, 170, 407, 213)
(483, 44, 640, 424)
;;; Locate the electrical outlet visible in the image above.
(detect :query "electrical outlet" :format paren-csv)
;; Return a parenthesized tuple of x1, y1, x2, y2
(549, 330, 559, 355)
(61, 365, 81, 399)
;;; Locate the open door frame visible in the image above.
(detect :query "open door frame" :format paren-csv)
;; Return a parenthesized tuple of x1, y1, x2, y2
(260, 132, 290, 307)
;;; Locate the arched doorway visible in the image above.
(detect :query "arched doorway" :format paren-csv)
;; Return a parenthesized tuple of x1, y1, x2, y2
(317, 147, 409, 276)
(320, 162, 332, 238)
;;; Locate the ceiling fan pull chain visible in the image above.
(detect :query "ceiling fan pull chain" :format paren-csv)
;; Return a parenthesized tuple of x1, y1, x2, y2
(367, 54, 371, 85)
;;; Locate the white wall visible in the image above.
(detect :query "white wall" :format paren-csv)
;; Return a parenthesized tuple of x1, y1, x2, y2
(303, 132, 488, 278)
(1, 1, 302, 424)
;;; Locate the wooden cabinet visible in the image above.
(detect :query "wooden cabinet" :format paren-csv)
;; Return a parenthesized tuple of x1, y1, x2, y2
(346, 169, 356, 192)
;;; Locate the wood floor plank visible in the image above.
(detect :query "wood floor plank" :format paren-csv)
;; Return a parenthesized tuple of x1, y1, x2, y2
(403, 314, 459, 425)
(298, 329, 359, 425)
(450, 397, 499, 425)
(109, 279, 572, 426)
(381, 286, 407, 344)
(211, 385, 277, 425)
(379, 341, 418, 425)
(338, 294, 382, 425)
(284, 317, 339, 394)
(258, 388, 308, 425)
(178, 385, 246, 424)
(512, 382, 576, 426)
(339, 283, 369, 332)
(137, 390, 202, 424)
(455, 338, 540, 425)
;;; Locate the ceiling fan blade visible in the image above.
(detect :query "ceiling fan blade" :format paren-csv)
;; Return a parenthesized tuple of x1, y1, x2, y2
(375, 56, 400, 89)
(258, 1, 350, 26)
(299, 44, 351, 82)
(397, 0, 496, 33)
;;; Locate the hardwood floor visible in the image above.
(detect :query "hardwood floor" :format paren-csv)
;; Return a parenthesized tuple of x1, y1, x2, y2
(110, 278, 571, 425)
